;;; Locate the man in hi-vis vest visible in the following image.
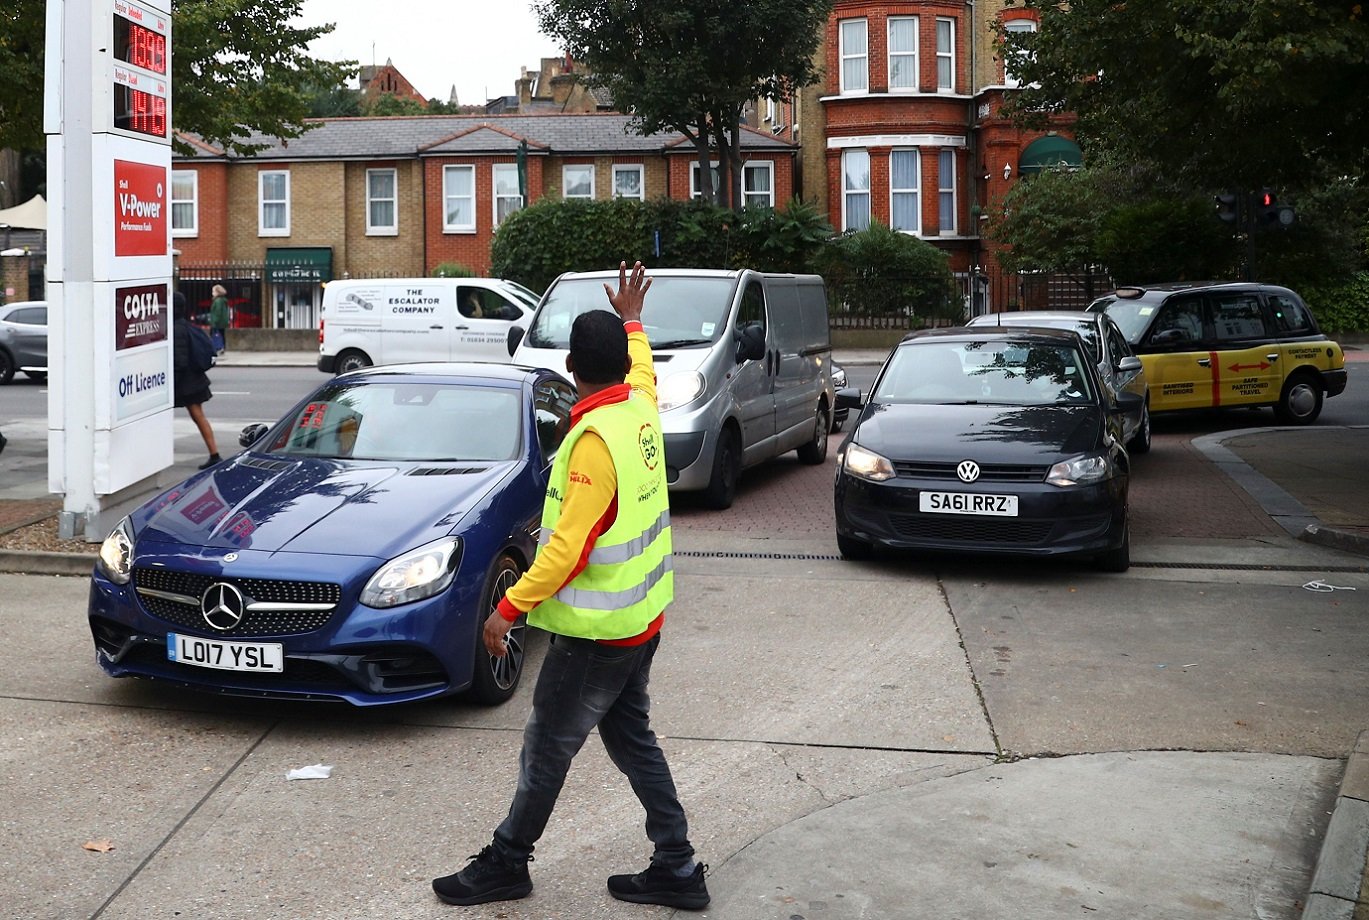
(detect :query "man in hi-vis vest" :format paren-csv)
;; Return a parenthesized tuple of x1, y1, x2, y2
(433, 262, 707, 911)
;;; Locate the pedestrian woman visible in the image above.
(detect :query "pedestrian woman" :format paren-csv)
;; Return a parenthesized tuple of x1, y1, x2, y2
(209, 284, 231, 355)
(173, 291, 222, 469)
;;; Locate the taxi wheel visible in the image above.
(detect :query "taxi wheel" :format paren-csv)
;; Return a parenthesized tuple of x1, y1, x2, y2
(797, 402, 830, 464)
(703, 427, 741, 510)
(1127, 400, 1151, 454)
(1274, 372, 1323, 426)
(335, 349, 372, 374)
(468, 553, 527, 706)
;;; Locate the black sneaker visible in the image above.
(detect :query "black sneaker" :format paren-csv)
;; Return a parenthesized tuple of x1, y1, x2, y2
(197, 453, 221, 470)
(432, 846, 532, 906)
(607, 861, 709, 910)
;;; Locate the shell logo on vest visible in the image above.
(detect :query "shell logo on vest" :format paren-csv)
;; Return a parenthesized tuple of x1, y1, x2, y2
(638, 423, 661, 472)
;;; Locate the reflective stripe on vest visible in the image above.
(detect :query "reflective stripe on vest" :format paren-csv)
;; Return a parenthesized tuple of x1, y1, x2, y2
(538, 507, 671, 565)
(554, 555, 674, 611)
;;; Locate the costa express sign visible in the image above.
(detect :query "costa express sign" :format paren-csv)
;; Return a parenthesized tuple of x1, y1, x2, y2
(115, 282, 168, 350)
(113, 158, 167, 257)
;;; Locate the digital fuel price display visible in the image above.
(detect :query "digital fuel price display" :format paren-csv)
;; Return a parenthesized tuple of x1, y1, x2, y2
(111, 2, 169, 140)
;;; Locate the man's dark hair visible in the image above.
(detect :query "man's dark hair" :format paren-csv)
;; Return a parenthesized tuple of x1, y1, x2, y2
(172, 291, 189, 321)
(570, 310, 628, 384)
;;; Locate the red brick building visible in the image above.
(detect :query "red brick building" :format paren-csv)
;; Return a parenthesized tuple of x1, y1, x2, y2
(796, 0, 1080, 313)
(171, 114, 797, 329)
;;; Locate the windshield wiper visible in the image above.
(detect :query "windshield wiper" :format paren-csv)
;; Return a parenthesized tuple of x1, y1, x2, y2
(649, 338, 712, 349)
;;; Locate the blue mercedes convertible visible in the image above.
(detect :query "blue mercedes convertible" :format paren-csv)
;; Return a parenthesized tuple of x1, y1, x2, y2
(88, 363, 578, 706)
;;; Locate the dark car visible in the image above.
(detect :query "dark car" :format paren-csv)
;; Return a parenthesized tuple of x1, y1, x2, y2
(0, 300, 48, 384)
(834, 328, 1135, 571)
(88, 362, 579, 706)
(1087, 282, 1346, 424)
(966, 310, 1150, 453)
(831, 361, 849, 431)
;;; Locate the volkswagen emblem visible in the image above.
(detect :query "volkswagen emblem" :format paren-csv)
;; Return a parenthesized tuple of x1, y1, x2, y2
(956, 460, 981, 483)
(201, 583, 247, 631)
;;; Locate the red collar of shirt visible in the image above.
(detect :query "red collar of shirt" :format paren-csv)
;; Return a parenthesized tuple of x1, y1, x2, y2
(570, 382, 631, 427)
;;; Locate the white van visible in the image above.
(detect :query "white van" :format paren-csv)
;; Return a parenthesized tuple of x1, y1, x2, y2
(317, 277, 538, 373)
(510, 269, 834, 509)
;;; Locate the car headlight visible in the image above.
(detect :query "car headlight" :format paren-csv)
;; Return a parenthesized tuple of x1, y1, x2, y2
(360, 537, 462, 608)
(657, 371, 706, 412)
(1046, 453, 1112, 487)
(97, 517, 134, 585)
(831, 365, 848, 388)
(843, 443, 896, 482)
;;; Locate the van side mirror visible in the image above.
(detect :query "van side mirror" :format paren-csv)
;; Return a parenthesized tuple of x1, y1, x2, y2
(736, 324, 765, 363)
(507, 326, 526, 357)
(239, 423, 270, 448)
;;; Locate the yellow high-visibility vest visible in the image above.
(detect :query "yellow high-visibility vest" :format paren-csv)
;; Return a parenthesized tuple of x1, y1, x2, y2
(528, 394, 673, 639)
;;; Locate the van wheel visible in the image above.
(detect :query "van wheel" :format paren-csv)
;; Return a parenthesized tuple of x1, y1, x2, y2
(703, 427, 741, 510)
(335, 349, 372, 374)
(467, 553, 527, 706)
(796, 402, 830, 465)
(1274, 371, 1322, 425)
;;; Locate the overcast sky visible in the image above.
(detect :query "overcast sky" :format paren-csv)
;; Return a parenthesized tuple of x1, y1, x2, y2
(295, 1, 560, 106)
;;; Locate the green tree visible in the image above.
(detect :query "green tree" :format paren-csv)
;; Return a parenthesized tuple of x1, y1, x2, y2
(813, 222, 961, 323)
(533, 0, 832, 209)
(1003, 0, 1369, 190)
(361, 93, 429, 117)
(0, 0, 354, 157)
(987, 166, 1106, 277)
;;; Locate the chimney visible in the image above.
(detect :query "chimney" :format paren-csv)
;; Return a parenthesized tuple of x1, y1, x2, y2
(516, 67, 533, 108)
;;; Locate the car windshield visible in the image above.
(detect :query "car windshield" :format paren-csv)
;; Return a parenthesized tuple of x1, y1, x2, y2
(525, 277, 734, 349)
(976, 317, 1100, 363)
(874, 339, 1094, 406)
(262, 382, 522, 462)
(1088, 295, 1159, 343)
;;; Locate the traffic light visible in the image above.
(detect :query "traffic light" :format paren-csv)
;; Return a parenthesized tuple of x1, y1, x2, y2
(1259, 188, 1296, 226)
(1215, 192, 1239, 224)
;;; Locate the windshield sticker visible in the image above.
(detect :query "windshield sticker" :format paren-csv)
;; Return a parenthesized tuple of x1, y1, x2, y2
(701, 322, 716, 336)
(1138, 307, 1154, 316)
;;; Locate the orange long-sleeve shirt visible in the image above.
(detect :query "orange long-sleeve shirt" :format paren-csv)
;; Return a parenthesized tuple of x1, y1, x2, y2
(496, 321, 664, 645)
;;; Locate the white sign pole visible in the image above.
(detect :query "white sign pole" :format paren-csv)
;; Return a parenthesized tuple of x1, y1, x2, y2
(46, 0, 175, 541)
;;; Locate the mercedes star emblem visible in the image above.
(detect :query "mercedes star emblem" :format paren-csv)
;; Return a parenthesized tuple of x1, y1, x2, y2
(957, 460, 981, 483)
(201, 583, 247, 631)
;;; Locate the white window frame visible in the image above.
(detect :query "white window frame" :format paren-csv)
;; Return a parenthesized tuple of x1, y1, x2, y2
(562, 164, 595, 200)
(742, 161, 775, 208)
(842, 149, 871, 232)
(839, 18, 869, 94)
(171, 169, 198, 237)
(936, 18, 956, 93)
(890, 149, 921, 235)
(612, 164, 645, 201)
(442, 164, 476, 233)
(938, 149, 956, 235)
(1003, 19, 1037, 87)
(690, 162, 720, 200)
(492, 163, 524, 227)
(365, 168, 398, 236)
(258, 169, 290, 237)
(888, 16, 920, 92)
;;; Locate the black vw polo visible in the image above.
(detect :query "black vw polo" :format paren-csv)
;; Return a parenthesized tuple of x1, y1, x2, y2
(834, 328, 1135, 571)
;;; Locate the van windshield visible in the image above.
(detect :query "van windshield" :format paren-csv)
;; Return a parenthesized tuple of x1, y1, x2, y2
(525, 277, 735, 349)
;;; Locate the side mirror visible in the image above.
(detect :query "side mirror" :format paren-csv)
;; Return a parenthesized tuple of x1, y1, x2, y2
(1113, 390, 1144, 414)
(507, 325, 526, 357)
(239, 423, 270, 448)
(1116, 355, 1143, 374)
(835, 387, 864, 412)
(736, 324, 766, 363)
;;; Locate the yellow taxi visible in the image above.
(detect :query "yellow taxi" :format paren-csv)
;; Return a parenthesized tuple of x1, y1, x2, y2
(1087, 283, 1347, 424)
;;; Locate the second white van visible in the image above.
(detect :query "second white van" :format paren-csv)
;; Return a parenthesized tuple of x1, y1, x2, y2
(317, 277, 538, 373)
(510, 268, 834, 509)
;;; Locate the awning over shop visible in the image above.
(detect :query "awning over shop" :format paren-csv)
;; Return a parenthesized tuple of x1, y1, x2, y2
(1018, 135, 1083, 175)
(265, 247, 332, 284)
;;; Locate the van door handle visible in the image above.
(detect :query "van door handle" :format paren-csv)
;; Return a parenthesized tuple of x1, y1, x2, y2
(430, 324, 444, 330)
(452, 325, 469, 330)
(1197, 358, 1211, 367)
